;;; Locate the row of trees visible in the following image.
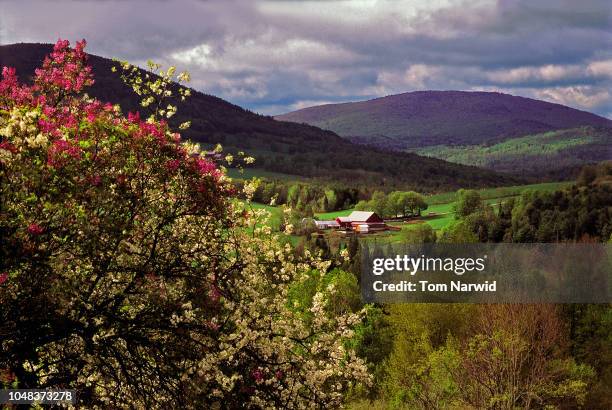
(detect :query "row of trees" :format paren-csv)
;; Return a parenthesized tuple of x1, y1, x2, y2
(236, 179, 431, 221)
(444, 178, 612, 243)
(234, 178, 361, 213)
(355, 190, 428, 219)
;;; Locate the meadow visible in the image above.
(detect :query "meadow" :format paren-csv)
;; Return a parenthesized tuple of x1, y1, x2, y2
(412, 126, 610, 176)
(423, 181, 572, 205)
(312, 181, 573, 232)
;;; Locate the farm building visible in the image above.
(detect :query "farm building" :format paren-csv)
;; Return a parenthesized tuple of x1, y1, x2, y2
(314, 220, 340, 230)
(336, 211, 388, 232)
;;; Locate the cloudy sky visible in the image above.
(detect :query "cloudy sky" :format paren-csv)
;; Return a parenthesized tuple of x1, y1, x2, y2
(1, 0, 611, 117)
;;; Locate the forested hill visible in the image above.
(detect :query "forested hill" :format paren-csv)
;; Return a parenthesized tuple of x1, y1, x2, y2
(0, 43, 521, 191)
(276, 90, 612, 147)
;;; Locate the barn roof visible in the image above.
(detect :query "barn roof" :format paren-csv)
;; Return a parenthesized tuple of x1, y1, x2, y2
(348, 211, 377, 221)
(336, 211, 382, 223)
(315, 220, 339, 226)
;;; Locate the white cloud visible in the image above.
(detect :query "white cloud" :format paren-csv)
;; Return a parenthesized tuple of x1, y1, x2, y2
(288, 99, 339, 111)
(486, 65, 582, 84)
(535, 86, 611, 109)
(587, 60, 612, 78)
(171, 44, 213, 67)
(1, 0, 610, 116)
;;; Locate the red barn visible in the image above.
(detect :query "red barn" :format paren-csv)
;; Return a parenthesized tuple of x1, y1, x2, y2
(336, 211, 387, 232)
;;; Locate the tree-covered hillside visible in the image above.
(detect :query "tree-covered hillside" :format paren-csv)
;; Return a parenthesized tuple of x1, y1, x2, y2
(0, 43, 520, 192)
(276, 90, 612, 147)
(414, 126, 612, 178)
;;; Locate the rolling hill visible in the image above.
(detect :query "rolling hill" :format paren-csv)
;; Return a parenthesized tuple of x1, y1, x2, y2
(413, 126, 612, 178)
(276, 91, 612, 177)
(276, 91, 612, 147)
(0, 43, 520, 192)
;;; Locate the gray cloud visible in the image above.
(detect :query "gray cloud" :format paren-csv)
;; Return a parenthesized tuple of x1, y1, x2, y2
(1, 0, 610, 117)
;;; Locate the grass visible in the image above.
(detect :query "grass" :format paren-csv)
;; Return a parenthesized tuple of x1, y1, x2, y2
(425, 181, 572, 205)
(423, 212, 455, 231)
(421, 198, 509, 230)
(249, 202, 283, 228)
(315, 208, 354, 220)
(314, 181, 574, 232)
(256, 180, 575, 235)
(413, 127, 602, 169)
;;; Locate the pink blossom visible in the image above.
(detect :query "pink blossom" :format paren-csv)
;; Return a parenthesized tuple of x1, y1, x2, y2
(251, 369, 264, 383)
(34, 39, 94, 95)
(128, 111, 141, 123)
(0, 66, 33, 105)
(209, 285, 221, 303)
(165, 159, 181, 172)
(1, 66, 17, 82)
(90, 175, 101, 186)
(47, 139, 82, 168)
(190, 157, 220, 180)
(0, 273, 8, 285)
(206, 321, 220, 331)
(0, 67, 18, 95)
(84, 101, 103, 122)
(27, 223, 44, 236)
(38, 118, 56, 133)
(0, 141, 17, 154)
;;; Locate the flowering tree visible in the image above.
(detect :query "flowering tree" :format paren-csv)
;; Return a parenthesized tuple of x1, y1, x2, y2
(0, 39, 369, 408)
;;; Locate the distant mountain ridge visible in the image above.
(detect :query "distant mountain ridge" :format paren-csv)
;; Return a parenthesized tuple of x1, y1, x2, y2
(275, 90, 612, 148)
(0, 43, 520, 191)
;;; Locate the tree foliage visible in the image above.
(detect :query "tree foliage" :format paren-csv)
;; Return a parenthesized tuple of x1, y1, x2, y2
(453, 189, 483, 219)
(355, 190, 427, 219)
(382, 305, 594, 409)
(0, 39, 370, 408)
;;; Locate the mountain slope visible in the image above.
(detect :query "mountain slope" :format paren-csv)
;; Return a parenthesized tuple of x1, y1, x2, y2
(276, 91, 612, 148)
(0, 43, 521, 191)
(413, 126, 612, 178)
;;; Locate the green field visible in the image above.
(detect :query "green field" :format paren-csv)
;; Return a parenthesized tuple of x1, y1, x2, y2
(412, 126, 609, 175)
(420, 198, 509, 230)
(415, 130, 595, 166)
(421, 202, 455, 230)
(315, 208, 354, 220)
(313, 181, 574, 232)
(249, 202, 283, 228)
(424, 181, 572, 205)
